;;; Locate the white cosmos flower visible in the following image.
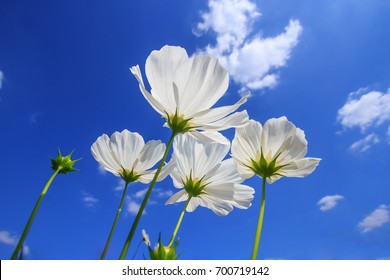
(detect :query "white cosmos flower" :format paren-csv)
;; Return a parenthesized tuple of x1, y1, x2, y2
(130, 45, 249, 137)
(91, 129, 172, 184)
(165, 133, 255, 216)
(232, 117, 321, 184)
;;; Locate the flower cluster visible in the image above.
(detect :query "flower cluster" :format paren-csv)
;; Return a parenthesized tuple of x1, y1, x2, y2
(11, 44, 320, 261)
(91, 45, 321, 260)
(88, 45, 321, 260)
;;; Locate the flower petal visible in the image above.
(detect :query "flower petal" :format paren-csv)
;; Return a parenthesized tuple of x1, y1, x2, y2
(130, 65, 166, 115)
(172, 133, 230, 179)
(233, 158, 256, 179)
(145, 45, 188, 113)
(205, 158, 244, 184)
(138, 160, 175, 183)
(91, 134, 121, 176)
(168, 167, 185, 189)
(195, 194, 234, 216)
(232, 119, 263, 163)
(199, 110, 249, 131)
(134, 140, 166, 172)
(192, 93, 249, 124)
(277, 127, 308, 164)
(165, 189, 188, 205)
(205, 183, 255, 210)
(174, 56, 229, 116)
(261, 117, 296, 162)
(186, 197, 201, 212)
(189, 131, 230, 145)
(280, 157, 321, 178)
(109, 130, 144, 170)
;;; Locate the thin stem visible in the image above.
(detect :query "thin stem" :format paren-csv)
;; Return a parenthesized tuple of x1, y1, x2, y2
(251, 176, 266, 260)
(10, 169, 61, 260)
(131, 240, 143, 260)
(100, 181, 130, 260)
(167, 197, 191, 248)
(119, 131, 177, 259)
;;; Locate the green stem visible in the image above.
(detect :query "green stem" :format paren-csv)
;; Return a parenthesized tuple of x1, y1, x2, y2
(10, 169, 61, 260)
(100, 181, 130, 260)
(119, 131, 177, 259)
(251, 176, 266, 260)
(167, 197, 191, 248)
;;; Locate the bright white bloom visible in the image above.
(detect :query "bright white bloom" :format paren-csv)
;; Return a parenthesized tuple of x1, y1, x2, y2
(91, 129, 172, 184)
(130, 45, 249, 137)
(232, 117, 321, 184)
(166, 133, 255, 216)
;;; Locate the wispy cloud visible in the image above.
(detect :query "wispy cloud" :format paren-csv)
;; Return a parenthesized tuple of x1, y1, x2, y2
(195, 0, 302, 92)
(125, 196, 142, 216)
(114, 179, 125, 192)
(121, 186, 172, 215)
(349, 133, 380, 154)
(358, 205, 390, 233)
(0, 70, 4, 102)
(0, 230, 30, 255)
(317, 195, 344, 211)
(155, 188, 173, 199)
(29, 112, 42, 124)
(134, 188, 148, 199)
(0, 70, 3, 89)
(81, 191, 99, 207)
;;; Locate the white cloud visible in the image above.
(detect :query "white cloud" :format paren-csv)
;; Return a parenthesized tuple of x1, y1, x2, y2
(338, 88, 390, 132)
(348, 133, 380, 153)
(0, 230, 30, 255)
(134, 188, 148, 199)
(0, 231, 17, 246)
(125, 196, 142, 216)
(81, 191, 99, 207)
(317, 195, 344, 211)
(358, 205, 390, 233)
(195, 0, 302, 92)
(196, 0, 260, 51)
(337, 87, 390, 153)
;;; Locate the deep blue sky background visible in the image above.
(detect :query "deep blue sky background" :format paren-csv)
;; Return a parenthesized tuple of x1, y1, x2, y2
(1, 0, 390, 260)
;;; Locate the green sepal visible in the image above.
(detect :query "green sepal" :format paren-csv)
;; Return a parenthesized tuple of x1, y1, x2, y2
(119, 167, 141, 184)
(165, 110, 200, 134)
(50, 149, 81, 174)
(247, 151, 289, 181)
(182, 171, 208, 197)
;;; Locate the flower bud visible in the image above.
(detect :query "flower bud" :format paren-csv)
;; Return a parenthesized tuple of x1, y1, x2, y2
(147, 234, 179, 260)
(50, 149, 81, 174)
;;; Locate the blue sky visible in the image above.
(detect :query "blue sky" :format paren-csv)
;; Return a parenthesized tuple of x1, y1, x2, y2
(1, 0, 390, 260)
